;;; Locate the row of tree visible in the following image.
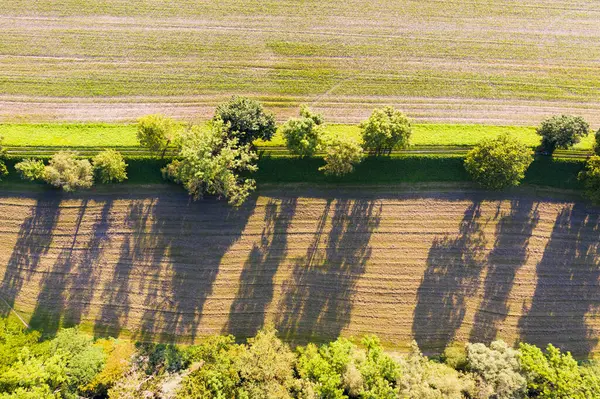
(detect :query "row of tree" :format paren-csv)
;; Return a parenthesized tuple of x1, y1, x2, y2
(0, 318, 598, 399)
(0, 98, 599, 205)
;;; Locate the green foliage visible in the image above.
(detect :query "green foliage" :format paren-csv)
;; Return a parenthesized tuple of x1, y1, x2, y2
(578, 155, 600, 204)
(214, 96, 277, 145)
(358, 335, 401, 398)
(281, 106, 324, 157)
(0, 137, 7, 181)
(467, 340, 526, 399)
(464, 134, 533, 189)
(360, 106, 412, 156)
(92, 149, 128, 183)
(14, 159, 45, 181)
(300, 104, 325, 125)
(136, 114, 178, 158)
(594, 129, 600, 156)
(442, 342, 468, 371)
(81, 339, 135, 397)
(42, 151, 94, 191)
(519, 343, 599, 399)
(163, 120, 258, 206)
(319, 135, 364, 176)
(536, 115, 590, 153)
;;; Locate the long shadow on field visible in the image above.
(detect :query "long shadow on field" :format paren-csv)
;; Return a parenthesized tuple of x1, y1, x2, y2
(94, 196, 255, 341)
(469, 199, 539, 343)
(226, 198, 297, 338)
(0, 193, 61, 318)
(29, 200, 95, 333)
(518, 204, 600, 358)
(275, 198, 382, 343)
(412, 202, 486, 353)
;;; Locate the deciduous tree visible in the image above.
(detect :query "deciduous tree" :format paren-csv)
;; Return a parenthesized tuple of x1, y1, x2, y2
(536, 115, 589, 154)
(360, 106, 411, 156)
(214, 96, 277, 146)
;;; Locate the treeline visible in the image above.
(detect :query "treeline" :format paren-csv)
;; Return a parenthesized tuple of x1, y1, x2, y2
(1, 97, 600, 205)
(1, 318, 599, 399)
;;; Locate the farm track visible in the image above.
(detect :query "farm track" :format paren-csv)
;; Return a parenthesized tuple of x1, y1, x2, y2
(0, 185, 599, 357)
(2, 0, 600, 124)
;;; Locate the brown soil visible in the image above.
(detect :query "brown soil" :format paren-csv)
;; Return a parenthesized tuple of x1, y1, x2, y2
(0, 185, 599, 356)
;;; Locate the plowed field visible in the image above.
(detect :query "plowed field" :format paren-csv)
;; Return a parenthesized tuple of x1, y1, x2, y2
(0, 185, 599, 357)
(2, 0, 600, 124)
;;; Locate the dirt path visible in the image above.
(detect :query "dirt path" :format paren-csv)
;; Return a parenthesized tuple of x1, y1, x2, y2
(0, 185, 598, 356)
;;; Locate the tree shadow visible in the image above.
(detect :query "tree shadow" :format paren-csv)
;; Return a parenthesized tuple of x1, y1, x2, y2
(412, 202, 487, 353)
(275, 198, 382, 343)
(0, 193, 61, 318)
(226, 198, 297, 338)
(518, 204, 600, 358)
(469, 199, 540, 343)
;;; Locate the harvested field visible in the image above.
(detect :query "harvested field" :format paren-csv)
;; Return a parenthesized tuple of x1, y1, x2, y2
(2, 1, 600, 124)
(0, 185, 599, 357)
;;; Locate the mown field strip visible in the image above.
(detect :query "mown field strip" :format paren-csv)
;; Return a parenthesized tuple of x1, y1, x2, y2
(1, 0, 600, 123)
(0, 186, 598, 357)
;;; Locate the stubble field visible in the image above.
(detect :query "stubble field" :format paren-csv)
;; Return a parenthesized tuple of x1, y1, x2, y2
(1, 185, 599, 357)
(2, 0, 600, 124)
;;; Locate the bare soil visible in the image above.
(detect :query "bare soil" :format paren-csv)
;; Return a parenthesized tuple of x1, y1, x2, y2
(0, 184, 598, 356)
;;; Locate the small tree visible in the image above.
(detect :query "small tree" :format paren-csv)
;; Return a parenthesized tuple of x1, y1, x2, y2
(594, 128, 600, 156)
(360, 106, 411, 156)
(137, 114, 178, 158)
(0, 136, 8, 180)
(214, 96, 277, 145)
(464, 134, 533, 190)
(536, 115, 589, 154)
(92, 149, 128, 183)
(15, 159, 45, 181)
(281, 106, 324, 157)
(579, 155, 600, 204)
(319, 135, 364, 176)
(163, 119, 257, 206)
(43, 151, 94, 191)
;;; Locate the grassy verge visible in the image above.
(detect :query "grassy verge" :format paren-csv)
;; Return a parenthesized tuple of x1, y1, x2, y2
(1, 154, 585, 190)
(5, 122, 595, 149)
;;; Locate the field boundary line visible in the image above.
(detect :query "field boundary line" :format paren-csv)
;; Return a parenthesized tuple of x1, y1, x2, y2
(0, 293, 29, 328)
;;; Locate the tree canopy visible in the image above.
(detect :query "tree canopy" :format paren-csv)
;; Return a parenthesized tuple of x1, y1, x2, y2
(163, 119, 258, 206)
(92, 149, 128, 183)
(137, 114, 179, 158)
(214, 96, 277, 145)
(360, 106, 412, 156)
(281, 105, 324, 157)
(464, 134, 533, 190)
(536, 115, 589, 153)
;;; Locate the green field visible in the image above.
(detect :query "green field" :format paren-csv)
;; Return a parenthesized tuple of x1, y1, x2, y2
(1, 122, 595, 150)
(2, 0, 600, 124)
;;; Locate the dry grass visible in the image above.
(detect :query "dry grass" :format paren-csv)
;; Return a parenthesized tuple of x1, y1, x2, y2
(0, 184, 599, 357)
(1, 0, 600, 124)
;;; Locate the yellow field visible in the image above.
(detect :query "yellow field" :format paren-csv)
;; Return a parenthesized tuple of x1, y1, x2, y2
(0, 185, 598, 357)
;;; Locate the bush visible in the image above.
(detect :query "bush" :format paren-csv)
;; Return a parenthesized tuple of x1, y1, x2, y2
(467, 340, 526, 399)
(92, 149, 128, 183)
(0, 136, 7, 181)
(43, 151, 94, 191)
(281, 106, 324, 157)
(15, 159, 45, 181)
(163, 120, 257, 206)
(442, 342, 467, 371)
(360, 106, 412, 156)
(464, 134, 533, 189)
(137, 114, 178, 158)
(536, 114, 589, 153)
(319, 135, 364, 176)
(214, 96, 277, 145)
(578, 155, 600, 203)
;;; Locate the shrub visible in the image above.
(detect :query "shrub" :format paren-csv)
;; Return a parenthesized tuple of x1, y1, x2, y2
(163, 120, 257, 206)
(43, 151, 94, 191)
(0, 136, 7, 181)
(536, 114, 589, 153)
(14, 159, 45, 181)
(92, 149, 128, 183)
(467, 340, 526, 399)
(442, 342, 468, 371)
(214, 96, 277, 145)
(578, 155, 600, 203)
(319, 135, 364, 176)
(281, 106, 324, 157)
(464, 134, 533, 189)
(360, 106, 411, 156)
(137, 114, 178, 158)
(594, 128, 600, 156)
